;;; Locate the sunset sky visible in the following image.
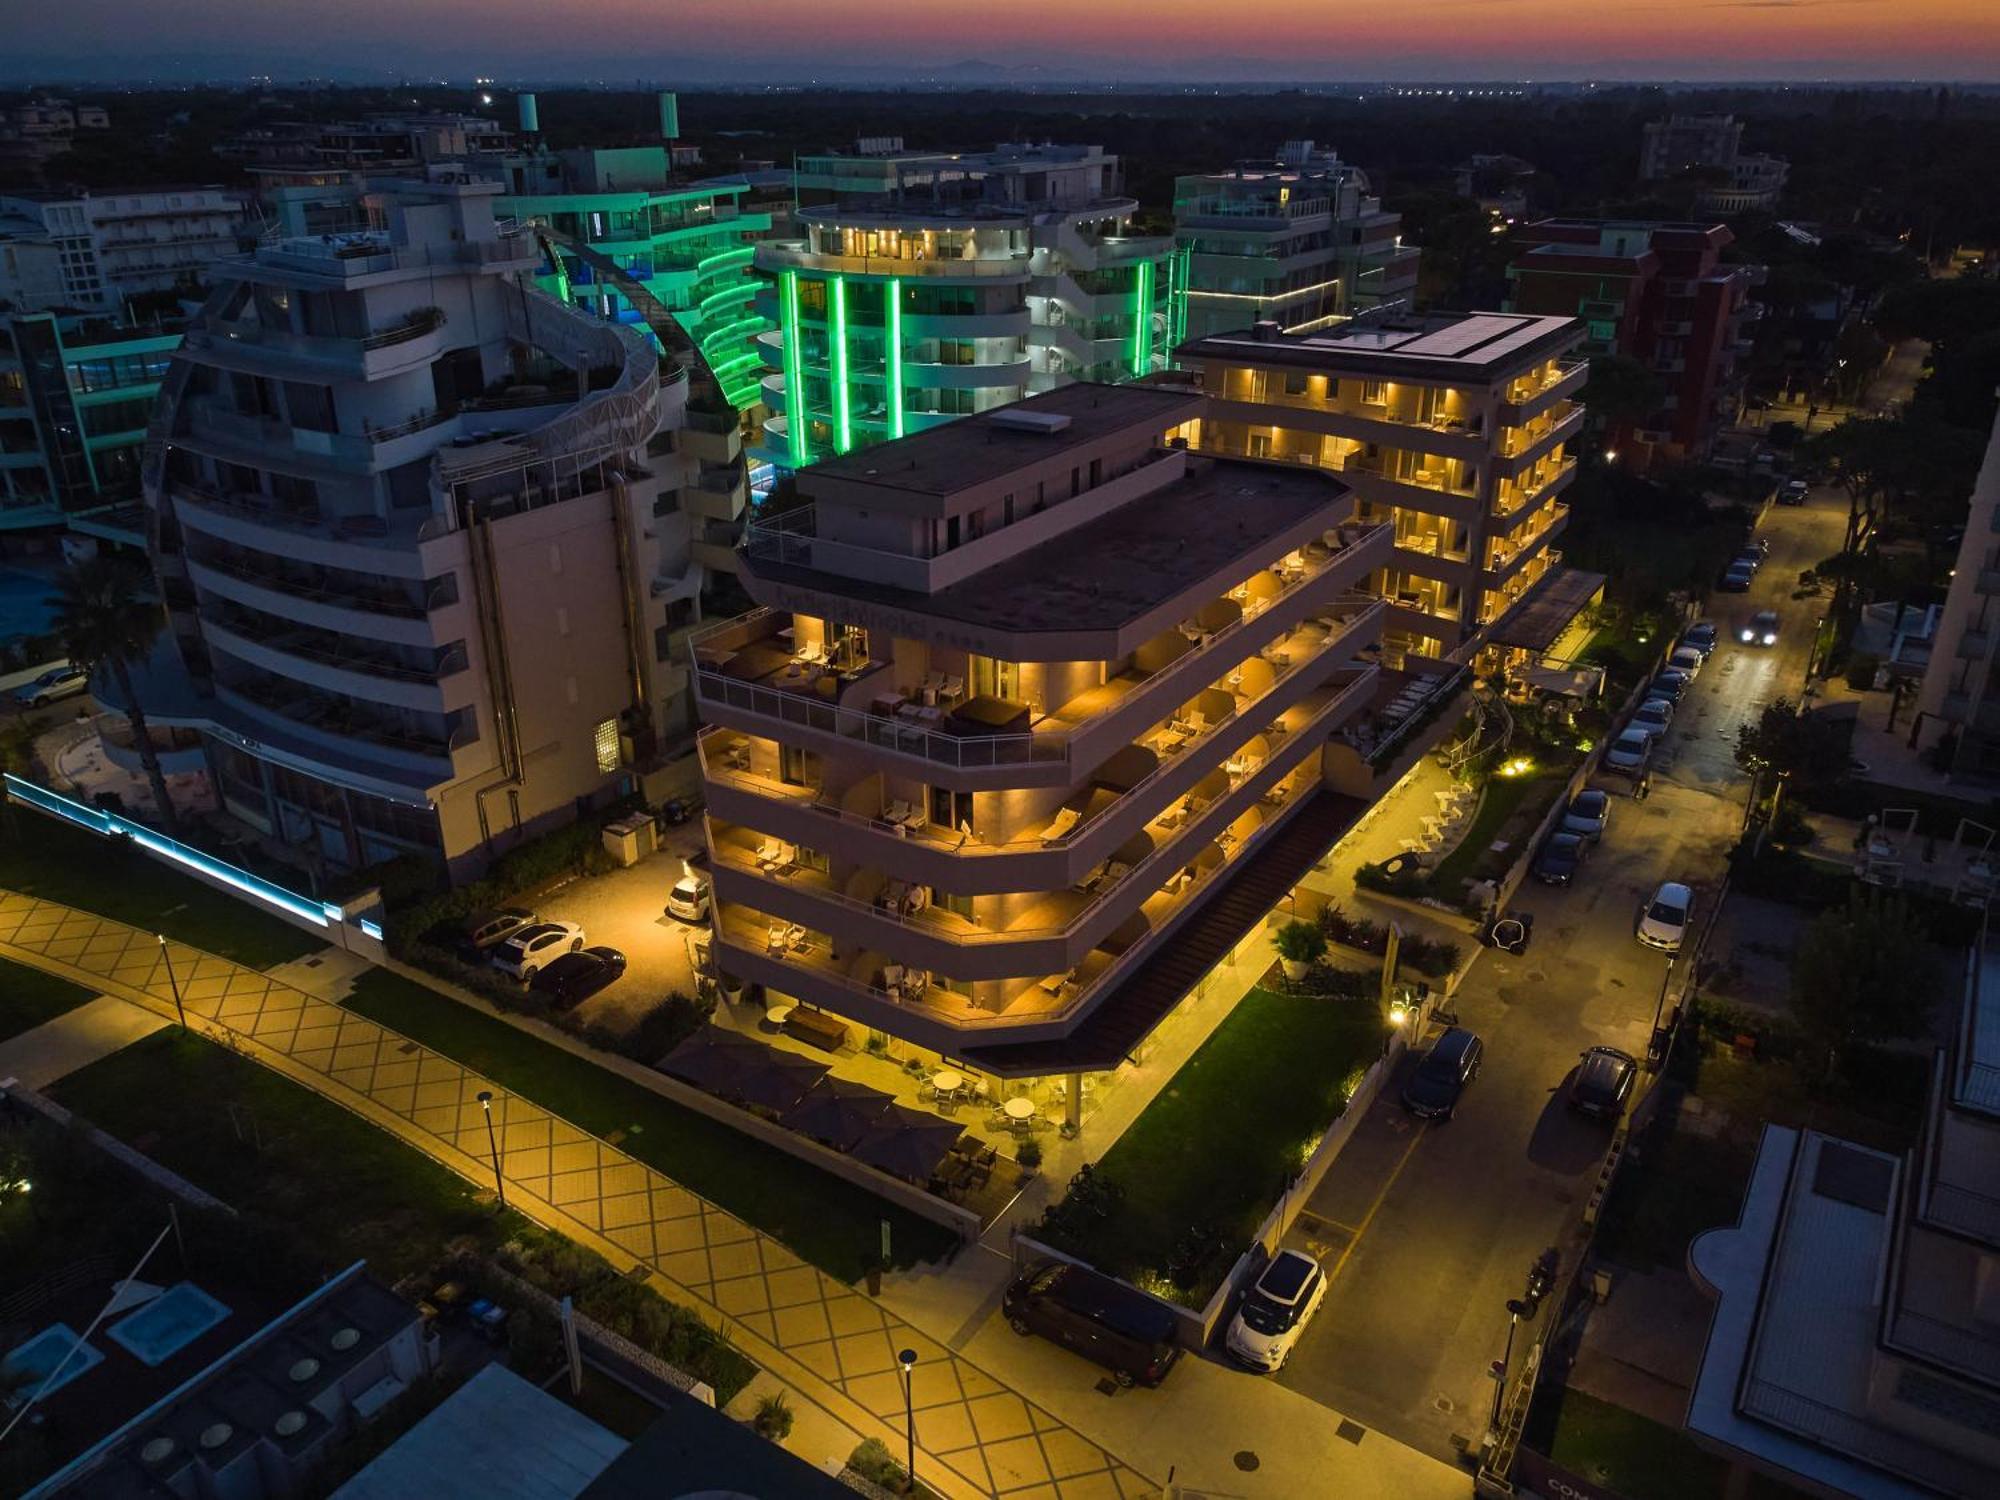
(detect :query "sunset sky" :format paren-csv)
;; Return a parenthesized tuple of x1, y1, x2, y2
(14, 0, 2000, 80)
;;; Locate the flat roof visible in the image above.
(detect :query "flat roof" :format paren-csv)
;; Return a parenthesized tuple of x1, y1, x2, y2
(757, 453, 1347, 643)
(1178, 311, 1581, 383)
(805, 383, 1203, 498)
(579, 1385, 858, 1500)
(1485, 567, 1607, 652)
(332, 1366, 625, 1500)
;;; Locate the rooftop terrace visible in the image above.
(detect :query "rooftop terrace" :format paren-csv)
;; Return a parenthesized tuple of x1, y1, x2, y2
(1178, 311, 1581, 382)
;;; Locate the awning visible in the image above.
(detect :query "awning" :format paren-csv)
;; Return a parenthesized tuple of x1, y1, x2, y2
(1485, 567, 1607, 653)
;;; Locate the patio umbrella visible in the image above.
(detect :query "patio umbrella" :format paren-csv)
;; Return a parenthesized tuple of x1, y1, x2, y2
(1110, 829, 1154, 868)
(733, 1048, 830, 1115)
(1092, 744, 1157, 792)
(1133, 628, 1192, 674)
(1195, 596, 1241, 633)
(780, 1076, 896, 1152)
(656, 1028, 765, 1097)
(1100, 908, 1153, 955)
(1244, 569, 1284, 604)
(852, 1107, 964, 1183)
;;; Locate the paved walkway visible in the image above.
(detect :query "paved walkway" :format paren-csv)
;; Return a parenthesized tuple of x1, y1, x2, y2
(0, 890, 1154, 1500)
(0, 992, 166, 1090)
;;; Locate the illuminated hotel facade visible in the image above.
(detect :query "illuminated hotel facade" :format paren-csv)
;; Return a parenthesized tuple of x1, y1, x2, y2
(752, 143, 1186, 470)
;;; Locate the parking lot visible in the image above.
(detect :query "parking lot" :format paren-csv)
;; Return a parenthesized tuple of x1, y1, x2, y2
(1256, 484, 1841, 1461)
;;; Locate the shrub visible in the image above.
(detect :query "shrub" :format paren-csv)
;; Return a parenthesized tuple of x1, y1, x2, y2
(1844, 651, 1881, 691)
(753, 1393, 794, 1442)
(848, 1438, 905, 1491)
(1400, 934, 1463, 978)
(615, 991, 713, 1063)
(1317, 903, 1387, 954)
(1354, 857, 1427, 897)
(1015, 1137, 1043, 1171)
(1274, 919, 1328, 967)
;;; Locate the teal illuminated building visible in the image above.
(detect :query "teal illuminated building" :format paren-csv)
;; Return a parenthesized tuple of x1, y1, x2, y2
(495, 147, 773, 411)
(753, 142, 1186, 469)
(1, 311, 179, 528)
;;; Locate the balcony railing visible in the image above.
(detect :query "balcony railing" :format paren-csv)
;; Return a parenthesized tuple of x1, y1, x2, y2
(174, 479, 452, 544)
(189, 547, 452, 619)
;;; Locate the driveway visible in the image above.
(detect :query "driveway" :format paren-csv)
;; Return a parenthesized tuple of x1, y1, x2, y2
(1265, 484, 1847, 1461)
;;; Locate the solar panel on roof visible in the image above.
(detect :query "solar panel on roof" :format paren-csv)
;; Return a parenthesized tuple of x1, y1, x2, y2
(1397, 315, 1518, 357)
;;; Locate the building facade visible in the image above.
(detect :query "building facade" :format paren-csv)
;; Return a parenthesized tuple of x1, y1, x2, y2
(692, 383, 1395, 1082)
(1637, 113, 1789, 214)
(1, 312, 179, 528)
(0, 187, 249, 314)
(138, 176, 707, 875)
(1176, 312, 1587, 665)
(1507, 219, 1756, 464)
(1915, 408, 2000, 781)
(218, 113, 516, 206)
(753, 143, 1185, 470)
(1174, 143, 1418, 342)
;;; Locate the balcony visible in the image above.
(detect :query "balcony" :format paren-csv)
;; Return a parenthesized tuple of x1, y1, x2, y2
(217, 674, 471, 777)
(1486, 505, 1570, 586)
(203, 617, 469, 712)
(1202, 388, 1489, 463)
(1498, 357, 1588, 420)
(757, 241, 1033, 281)
(1495, 405, 1584, 475)
(172, 480, 450, 570)
(186, 545, 456, 631)
(179, 306, 448, 381)
(183, 397, 455, 474)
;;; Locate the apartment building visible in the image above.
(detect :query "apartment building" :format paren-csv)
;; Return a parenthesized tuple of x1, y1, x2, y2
(1176, 312, 1587, 665)
(753, 142, 1186, 470)
(1507, 219, 1757, 464)
(219, 113, 515, 204)
(1, 311, 179, 527)
(1174, 142, 1418, 342)
(692, 382, 1397, 1084)
(1686, 924, 2000, 1498)
(137, 176, 703, 874)
(1915, 408, 2000, 781)
(0, 187, 249, 314)
(1638, 113, 1789, 214)
(0, 98, 110, 173)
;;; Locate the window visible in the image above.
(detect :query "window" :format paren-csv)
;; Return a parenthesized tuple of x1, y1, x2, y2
(779, 743, 815, 787)
(968, 655, 1018, 701)
(593, 719, 620, 774)
(929, 787, 973, 831)
(1360, 380, 1387, 405)
(1283, 371, 1309, 396)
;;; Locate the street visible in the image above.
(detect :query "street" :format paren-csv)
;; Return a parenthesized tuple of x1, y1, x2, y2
(1266, 483, 1846, 1463)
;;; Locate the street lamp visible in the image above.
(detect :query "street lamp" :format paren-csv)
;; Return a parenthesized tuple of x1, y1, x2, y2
(476, 1091, 505, 1207)
(897, 1347, 918, 1493)
(156, 934, 186, 1029)
(1490, 1304, 1523, 1429)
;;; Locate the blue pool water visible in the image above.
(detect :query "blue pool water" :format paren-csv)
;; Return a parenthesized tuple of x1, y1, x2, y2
(0, 564, 62, 643)
(106, 1282, 232, 1367)
(2, 1323, 104, 1397)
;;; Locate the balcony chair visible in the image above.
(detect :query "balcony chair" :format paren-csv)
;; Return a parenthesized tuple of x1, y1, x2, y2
(754, 837, 782, 871)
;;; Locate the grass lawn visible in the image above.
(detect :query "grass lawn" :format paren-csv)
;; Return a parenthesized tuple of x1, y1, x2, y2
(1425, 768, 1548, 896)
(0, 954, 96, 1042)
(1039, 986, 1383, 1305)
(1534, 1388, 1729, 1500)
(0, 811, 323, 968)
(341, 969, 956, 1281)
(1592, 1127, 1754, 1272)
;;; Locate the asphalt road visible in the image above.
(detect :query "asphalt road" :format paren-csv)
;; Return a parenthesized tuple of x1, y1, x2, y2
(1264, 485, 1849, 1464)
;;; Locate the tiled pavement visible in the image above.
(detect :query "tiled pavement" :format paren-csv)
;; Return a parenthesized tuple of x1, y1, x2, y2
(0, 890, 1156, 1500)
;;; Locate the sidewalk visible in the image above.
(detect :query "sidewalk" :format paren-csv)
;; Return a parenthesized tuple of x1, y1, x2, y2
(0, 888, 1152, 1500)
(0, 991, 165, 1090)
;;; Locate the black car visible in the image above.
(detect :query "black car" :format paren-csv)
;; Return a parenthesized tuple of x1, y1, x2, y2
(1531, 830, 1590, 887)
(1004, 1262, 1182, 1387)
(1647, 669, 1690, 704)
(1401, 1027, 1484, 1121)
(1568, 1046, 1638, 1120)
(531, 946, 627, 1009)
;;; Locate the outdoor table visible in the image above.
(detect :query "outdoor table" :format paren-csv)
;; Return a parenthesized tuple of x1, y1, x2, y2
(764, 1002, 796, 1028)
(1002, 1096, 1036, 1125)
(931, 1069, 964, 1098)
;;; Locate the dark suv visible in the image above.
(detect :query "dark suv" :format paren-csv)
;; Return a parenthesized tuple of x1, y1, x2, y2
(1569, 1047, 1637, 1120)
(1400, 1027, 1483, 1120)
(1003, 1262, 1181, 1387)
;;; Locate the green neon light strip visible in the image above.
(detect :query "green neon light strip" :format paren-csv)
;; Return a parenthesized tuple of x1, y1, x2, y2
(829, 274, 852, 455)
(886, 278, 904, 441)
(1131, 259, 1154, 378)
(780, 269, 808, 467)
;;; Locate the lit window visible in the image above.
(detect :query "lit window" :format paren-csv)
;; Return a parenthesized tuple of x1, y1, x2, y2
(593, 719, 619, 773)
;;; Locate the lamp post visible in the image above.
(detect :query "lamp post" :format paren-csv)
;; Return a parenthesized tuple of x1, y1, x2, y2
(1490, 1305, 1523, 1430)
(897, 1347, 918, 1493)
(476, 1091, 505, 1207)
(156, 934, 186, 1029)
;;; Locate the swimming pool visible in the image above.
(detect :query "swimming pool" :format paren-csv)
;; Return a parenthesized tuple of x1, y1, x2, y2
(0, 564, 62, 644)
(107, 1282, 233, 1367)
(2, 1323, 104, 1397)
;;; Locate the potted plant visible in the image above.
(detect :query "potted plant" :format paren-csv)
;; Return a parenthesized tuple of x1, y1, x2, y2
(752, 1392, 794, 1442)
(1275, 919, 1328, 981)
(1016, 1137, 1043, 1172)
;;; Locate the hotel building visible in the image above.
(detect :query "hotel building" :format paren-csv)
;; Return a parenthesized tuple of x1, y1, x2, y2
(1175, 312, 1588, 666)
(691, 382, 1398, 1087)
(135, 176, 704, 874)
(1174, 142, 1419, 342)
(0, 187, 249, 315)
(752, 142, 1185, 470)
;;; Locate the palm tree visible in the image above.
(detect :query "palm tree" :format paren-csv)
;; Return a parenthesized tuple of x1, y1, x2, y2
(45, 556, 180, 835)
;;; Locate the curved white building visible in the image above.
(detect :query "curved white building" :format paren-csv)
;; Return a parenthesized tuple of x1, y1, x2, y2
(138, 177, 703, 874)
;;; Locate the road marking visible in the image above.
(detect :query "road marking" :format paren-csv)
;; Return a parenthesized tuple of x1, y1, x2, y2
(1327, 1118, 1428, 1285)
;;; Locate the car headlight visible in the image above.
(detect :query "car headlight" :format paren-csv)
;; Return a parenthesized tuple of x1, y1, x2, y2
(1739, 629, 1754, 642)
(1762, 632, 1777, 645)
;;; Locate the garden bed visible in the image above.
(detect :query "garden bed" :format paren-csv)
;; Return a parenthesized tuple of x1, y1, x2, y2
(1031, 984, 1383, 1307)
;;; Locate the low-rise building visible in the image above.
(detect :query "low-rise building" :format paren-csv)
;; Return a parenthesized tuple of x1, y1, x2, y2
(0, 187, 250, 314)
(0, 98, 110, 172)
(1176, 311, 1587, 664)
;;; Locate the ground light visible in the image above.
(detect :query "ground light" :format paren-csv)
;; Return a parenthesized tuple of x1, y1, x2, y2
(1497, 756, 1535, 779)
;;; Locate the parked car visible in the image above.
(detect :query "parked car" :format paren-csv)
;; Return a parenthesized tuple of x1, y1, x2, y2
(1602, 727, 1654, 776)
(1631, 698, 1674, 738)
(1718, 562, 1754, 593)
(12, 663, 87, 708)
(1569, 1047, 1638, 1120)
(1636, 881, 1693, 952)
(1733, 548, 1764, 575)
(491, 920, 586, 980)
(1004, 1262, 1182, 1388)
(1740, 609, 1780, 647)
(1777, 478, 1809, 506)
(1681, 621, 1719, 658)
(1225, 1249, 1328, 1372)
(1648, 668, 1691, 704)
(1666, 645, 1704, 679)
(531, 946, 627, 1009)
(665, 870, 712, 923)
(1532, 830, 1591, 887)
(1561, 789, 1611, 842)
(443, 906, 538, 958)
(1401, 1027, 1484, 1120)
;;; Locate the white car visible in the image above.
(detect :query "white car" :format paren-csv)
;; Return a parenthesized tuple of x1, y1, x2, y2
(1225, 1249, 1327, 1372)
(1632, 698, 1674, 738)
(1666, 646, 1704, 678)
(13, 663, 88, 707)
(491, 920, 585, 980)
(1602, 726, 1653, 775)
(665, 871, 712, 923)
(1637, 881, 1693, 953)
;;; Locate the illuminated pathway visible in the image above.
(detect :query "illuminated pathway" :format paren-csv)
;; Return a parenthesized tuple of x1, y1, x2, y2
(0, 890, 1154, 1500)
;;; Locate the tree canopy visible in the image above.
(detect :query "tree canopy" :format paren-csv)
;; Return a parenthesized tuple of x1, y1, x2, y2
(1790, 889, 1944, 1081)
(1734, 698, 1852, 787)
